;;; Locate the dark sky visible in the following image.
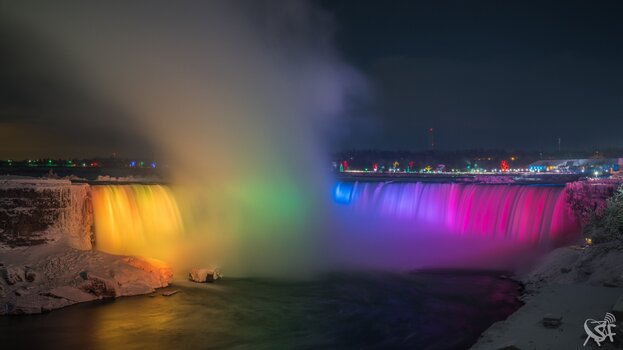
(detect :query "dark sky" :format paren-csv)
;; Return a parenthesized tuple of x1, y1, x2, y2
(0, 13, 153, 159)
(1, 0, 623, 158)
(320, 0, 623, 151)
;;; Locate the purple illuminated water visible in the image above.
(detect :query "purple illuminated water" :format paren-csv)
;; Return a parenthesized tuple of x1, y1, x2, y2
(330, 182, 581, 270)
(334, 182, 579, 244)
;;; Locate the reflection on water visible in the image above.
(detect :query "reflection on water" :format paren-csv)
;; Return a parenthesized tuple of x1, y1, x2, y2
(0, 271, 520, 350)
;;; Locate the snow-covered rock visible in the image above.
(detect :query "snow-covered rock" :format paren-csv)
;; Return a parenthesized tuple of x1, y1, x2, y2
(0, 266, 25, 285)
(0, 245, 173, 315)
(522, 244, 623, 292)
(472, 243, 623, 349)
(189, 267, 222, 283)
(0, 177, 174, 315)
(47, 286, 98, 303)
(124, 256, 173, 288)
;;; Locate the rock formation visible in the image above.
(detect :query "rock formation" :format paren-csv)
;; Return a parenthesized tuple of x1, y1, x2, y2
(0, 177, 173, 315)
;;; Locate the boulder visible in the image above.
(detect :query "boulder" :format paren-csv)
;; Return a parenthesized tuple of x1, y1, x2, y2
(0, 266, 25, 285)
(79, 271, 119, 298)
(189, 267, 222, 283)
(24, 267, 38, 282)
(542, 313, 563, 328)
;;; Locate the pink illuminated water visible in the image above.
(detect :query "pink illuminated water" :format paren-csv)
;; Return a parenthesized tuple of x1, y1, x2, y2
(333, 181, 580, 246)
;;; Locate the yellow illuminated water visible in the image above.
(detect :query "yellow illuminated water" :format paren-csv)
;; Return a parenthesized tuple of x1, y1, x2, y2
(91, 185, 184, 259)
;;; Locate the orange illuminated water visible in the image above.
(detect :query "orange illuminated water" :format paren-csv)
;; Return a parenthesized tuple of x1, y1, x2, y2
(91, 185, 184, 259)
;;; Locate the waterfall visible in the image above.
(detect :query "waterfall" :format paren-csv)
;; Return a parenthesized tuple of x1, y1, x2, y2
(87, 181, 580, 271)
(334, 182, 579, 245)
(91, 185, 183, 258)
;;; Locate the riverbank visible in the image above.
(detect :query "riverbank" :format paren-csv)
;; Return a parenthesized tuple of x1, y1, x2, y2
(0, 177, 174, 315)
(471, 244, 623, 349)
(0, 242, 172, 315)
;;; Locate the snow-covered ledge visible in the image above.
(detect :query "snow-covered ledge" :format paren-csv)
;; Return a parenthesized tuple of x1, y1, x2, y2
(0, 177, 172, 315)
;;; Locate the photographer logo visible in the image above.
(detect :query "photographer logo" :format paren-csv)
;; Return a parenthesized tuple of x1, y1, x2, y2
(584, 312, 617, 347)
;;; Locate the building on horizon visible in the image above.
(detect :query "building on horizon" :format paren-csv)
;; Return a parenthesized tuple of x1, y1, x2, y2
(528, 158, 623, 174)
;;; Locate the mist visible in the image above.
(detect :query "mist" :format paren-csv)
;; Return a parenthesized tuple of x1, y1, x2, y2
(2, 0, 366, 275)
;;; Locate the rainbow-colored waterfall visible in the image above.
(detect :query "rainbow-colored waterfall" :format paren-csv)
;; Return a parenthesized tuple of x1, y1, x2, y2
(87, 182, 580, 272)
(334, 182, 580, 244)
(91, 185, 183, 257)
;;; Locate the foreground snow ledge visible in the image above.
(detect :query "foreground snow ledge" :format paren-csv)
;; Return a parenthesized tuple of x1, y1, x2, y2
(0, 244, 172, 315)
(471, 245, 623, 349)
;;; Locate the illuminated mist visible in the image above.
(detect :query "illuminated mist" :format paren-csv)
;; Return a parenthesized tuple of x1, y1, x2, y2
(2, 2, 582, 277)
(2, 1, 364, 275)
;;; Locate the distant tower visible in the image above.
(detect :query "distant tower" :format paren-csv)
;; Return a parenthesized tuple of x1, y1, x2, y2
(428, 127, 435, 151)
(558, 137, 561, 153)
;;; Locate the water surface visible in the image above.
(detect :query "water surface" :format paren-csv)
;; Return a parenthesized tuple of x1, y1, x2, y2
(1, 271, 521, 350)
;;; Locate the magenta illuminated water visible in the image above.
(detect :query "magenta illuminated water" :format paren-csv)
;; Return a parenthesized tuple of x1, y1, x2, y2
(334, 182, 579, 243)
(330, 181, 581, 270)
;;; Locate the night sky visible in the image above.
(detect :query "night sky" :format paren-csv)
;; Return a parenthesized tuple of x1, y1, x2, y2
(1, 0, 623, 158)
(321, 0, 623, 151)
(0, 10, 153, 159)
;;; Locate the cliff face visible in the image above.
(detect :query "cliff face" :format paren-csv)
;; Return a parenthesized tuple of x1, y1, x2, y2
(0, 177, 172, 315)
(60, 184, 94, 250)
(0, 178, 93, 250)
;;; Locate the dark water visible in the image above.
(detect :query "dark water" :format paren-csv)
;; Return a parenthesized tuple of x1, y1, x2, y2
(0, 271, 521, 350)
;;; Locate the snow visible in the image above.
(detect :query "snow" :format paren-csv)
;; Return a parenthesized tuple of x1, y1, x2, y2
(471, 285, 623, 349)
(0, 238, 172, 315)
(0, 177, 173, 315)
(0, 176, 71, 190)
(471, 244, 623, 349)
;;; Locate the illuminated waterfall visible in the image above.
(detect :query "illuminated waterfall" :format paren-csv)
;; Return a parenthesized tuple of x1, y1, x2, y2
(91, 185, 183, 258)
(334, 182, 580, 244)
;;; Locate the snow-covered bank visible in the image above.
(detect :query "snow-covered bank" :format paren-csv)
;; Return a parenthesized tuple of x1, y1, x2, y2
(471, 245, 623, 349)
(0, 242, 172, 315)
(0, 177, 173, 315)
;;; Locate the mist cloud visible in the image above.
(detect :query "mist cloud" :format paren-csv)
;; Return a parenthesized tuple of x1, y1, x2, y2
(1, 0, 367, 274)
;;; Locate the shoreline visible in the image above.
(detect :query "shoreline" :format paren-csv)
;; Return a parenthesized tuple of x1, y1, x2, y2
(471, 244, 623, 349)
(0, 242, 173, 315)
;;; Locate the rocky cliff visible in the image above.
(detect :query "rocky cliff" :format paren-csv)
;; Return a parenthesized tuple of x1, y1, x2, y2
(0, 177, 173, 315)
(0, 177, 93, 249)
